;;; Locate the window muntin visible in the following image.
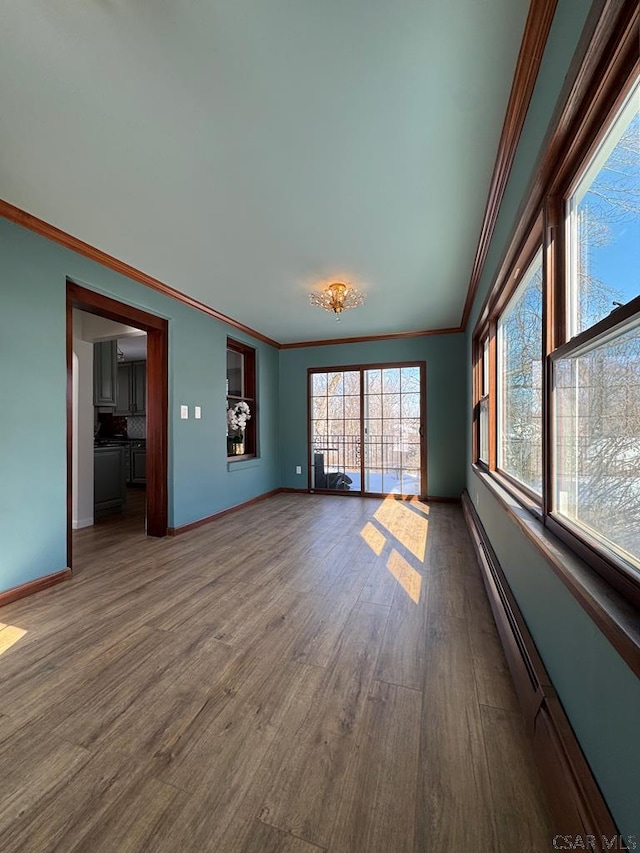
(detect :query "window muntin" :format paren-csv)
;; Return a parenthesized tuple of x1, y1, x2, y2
(566, 76, 640, 338)
(553, 314, 640, 575)
(497, 249, 543, 495)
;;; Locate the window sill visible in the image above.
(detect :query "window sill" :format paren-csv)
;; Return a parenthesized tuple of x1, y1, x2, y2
(471, 464, 640, 679)
(227, 456, 260, 472)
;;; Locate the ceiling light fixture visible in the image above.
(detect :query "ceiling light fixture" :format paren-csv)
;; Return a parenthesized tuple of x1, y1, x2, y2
(309, 282, 365, 321)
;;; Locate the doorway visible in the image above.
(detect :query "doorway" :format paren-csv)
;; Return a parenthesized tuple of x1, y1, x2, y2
(308, 362, 426, 498)
(66, 281, 168, 568)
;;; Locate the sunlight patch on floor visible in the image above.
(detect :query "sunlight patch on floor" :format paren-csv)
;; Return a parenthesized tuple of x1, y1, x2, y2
(360, 521, 387, 556)
(386, 549, 422, 604)
(0, 624, 27, 656)
(374, 496, 429, 561)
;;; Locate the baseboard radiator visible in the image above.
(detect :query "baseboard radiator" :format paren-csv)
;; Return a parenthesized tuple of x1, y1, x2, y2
(461, 491, 617, 838)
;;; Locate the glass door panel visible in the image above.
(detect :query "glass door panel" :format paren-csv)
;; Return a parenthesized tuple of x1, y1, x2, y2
(363, 366, 422, 496)
(310, 370, 361, 491)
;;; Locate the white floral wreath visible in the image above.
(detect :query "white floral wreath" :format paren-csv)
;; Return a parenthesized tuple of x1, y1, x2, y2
(227, 400, 251, 432)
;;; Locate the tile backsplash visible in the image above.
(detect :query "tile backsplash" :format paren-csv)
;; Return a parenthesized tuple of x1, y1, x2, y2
(127, 416, 147, 439)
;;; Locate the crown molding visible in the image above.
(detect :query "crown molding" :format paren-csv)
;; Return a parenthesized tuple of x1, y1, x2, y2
(280, 326, 462, 349)
(0, 199, 281, 349)
(460, 0, 559, 330)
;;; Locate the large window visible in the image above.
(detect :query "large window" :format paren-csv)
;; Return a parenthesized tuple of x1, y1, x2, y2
(497, 249, 543, 495)
(472, 49, 639, 602)
(226, 339, 256, 458)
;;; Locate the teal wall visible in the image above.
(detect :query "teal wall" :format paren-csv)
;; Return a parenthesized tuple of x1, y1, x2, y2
(465, 0, 640, 835)
(279, 334, 466, 497)
(0, 217, 280, 592)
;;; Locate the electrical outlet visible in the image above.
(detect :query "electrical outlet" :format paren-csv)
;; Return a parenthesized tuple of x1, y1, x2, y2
(195, 406, 202, 419)
(180, 405, 189, 419)
(296, 465, 302, 474)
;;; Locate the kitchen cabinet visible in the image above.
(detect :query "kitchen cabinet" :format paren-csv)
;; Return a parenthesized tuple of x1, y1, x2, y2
(93, 341, 118, 406)
(130, 446, 147, 484)
(115, 361, 146, 416)
(94, 445, 126, 515)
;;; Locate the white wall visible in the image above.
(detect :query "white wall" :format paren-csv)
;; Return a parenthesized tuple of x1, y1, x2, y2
(80, 313, 145, 343)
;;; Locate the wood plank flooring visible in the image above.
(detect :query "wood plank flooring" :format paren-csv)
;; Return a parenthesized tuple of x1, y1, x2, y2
(0, 493, 553, 852)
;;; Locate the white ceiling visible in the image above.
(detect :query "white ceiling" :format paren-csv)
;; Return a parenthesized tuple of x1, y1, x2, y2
(0, 1, 530, 344)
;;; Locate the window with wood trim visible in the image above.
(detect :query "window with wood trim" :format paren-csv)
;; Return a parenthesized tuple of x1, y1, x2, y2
(226, 339, 257, 458)
(472, 24, 639, 605)
(497, 248, 543, 496)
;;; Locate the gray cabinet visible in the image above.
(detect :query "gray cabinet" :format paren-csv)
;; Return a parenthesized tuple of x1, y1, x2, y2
(94, 446, 126, 515)
(132, 362, 146, 415)
(131, 447, 147, 484)
(115, 361, 146, 415)
(93, 341, 118, 406)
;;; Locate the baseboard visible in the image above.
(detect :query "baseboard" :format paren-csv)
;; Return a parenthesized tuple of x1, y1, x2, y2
(461, 490, 617, 838)
(72, 517, 94, 530)
(425, 494, 461, 503)
(168, 488, 282, 535)
(0, 568, 72, 609)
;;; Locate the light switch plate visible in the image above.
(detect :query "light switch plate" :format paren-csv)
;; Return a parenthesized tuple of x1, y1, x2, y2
(195, 406, 202, 419)
(180, 405, 189, 419)
(296, 466, 302, 474)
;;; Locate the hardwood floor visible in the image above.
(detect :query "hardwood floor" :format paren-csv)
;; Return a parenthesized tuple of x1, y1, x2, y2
(0, 494, 552, 852)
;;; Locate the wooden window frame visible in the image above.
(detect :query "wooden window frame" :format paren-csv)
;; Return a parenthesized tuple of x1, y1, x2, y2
(472, 4, 640, 608)
(227, 338, 257, 460)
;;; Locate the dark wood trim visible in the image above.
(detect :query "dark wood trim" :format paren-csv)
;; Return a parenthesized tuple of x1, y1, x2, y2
(550, 294, 640, 362)
(471, 466, 640, 680)
(461, 491, 619, 838)
(1, 199, 280, 349)
(420, 362, 428, 500)
(281, 327, 462, 350)
(468, 2, 638, 336)
(167, 488, 282, 535)
(227, 337, 257, 457)
(66, 297, 73, 568)
(461, 0, 558, 328)
(0, 569, 72, 609)
(66, 282, 169, 559)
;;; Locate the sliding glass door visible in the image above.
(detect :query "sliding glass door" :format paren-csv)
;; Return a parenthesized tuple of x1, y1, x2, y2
(309, 362, 425, 497)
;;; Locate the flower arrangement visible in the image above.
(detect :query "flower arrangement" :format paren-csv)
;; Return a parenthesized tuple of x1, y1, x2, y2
(227, 400, 251, 433)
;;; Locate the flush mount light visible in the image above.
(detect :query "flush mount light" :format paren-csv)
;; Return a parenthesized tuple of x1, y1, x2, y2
(309, 281, 365, 321)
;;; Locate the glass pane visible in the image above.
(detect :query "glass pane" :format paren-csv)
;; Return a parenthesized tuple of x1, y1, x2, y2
(343, 371, 360, 395)
(483, 339, 490, 396)
(227, 349, 243, 397)
(382, 368, 401, 393)
(367, 369, 381, 393)
(344, 418, 361, 437)
(401, 367, 420, 393)
(479, 398, 489, 463)
(567, 76, 640, 336)
(401, 393, 421, 418)
(312, 419, 327, 438)
(554, 318, 640, 573)
(327, 372, 344, 395)
(328, 396, 344, 420)
(343, 395, 360, 420)
(382, 393, 400, 418)
(312, 397, 328, 420)
(312, 373, 327, 395)
(364, 393, 382, 419)
(497, 249, 543, 494)
(401, 469, 420, 496)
